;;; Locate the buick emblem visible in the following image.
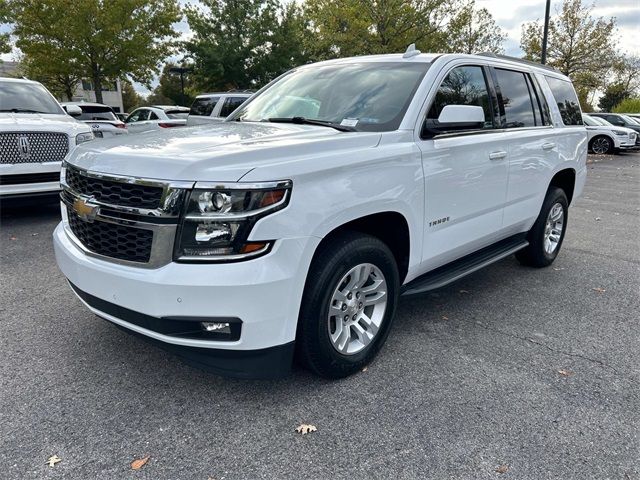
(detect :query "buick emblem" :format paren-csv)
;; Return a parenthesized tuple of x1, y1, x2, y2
(17, 136, 30, 159)
(73, 197, 99, 222)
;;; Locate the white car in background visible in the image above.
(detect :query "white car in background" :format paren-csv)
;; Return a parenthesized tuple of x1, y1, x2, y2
(0, 77, 93, 199)
(186, 92, 252, 126)
(125, 105, 190, 134)
(582, 114, 637, 154)
(61, 102, 128, 139)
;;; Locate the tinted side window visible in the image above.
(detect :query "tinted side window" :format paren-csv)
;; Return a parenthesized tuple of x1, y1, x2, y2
(126, 110, 142, 123)
(189, 96, 220, 117)
(545, 76, 583, 125)
(605, 115, 624, 126)
(494, 69, 536, 128)
(427, 66, 493, 130)
(149, 111, 159, 120)
(219, 97, 247, 117)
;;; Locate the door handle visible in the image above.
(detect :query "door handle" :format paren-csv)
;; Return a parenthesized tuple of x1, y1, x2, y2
(542, 142, 556, 150)
(489, 151, 507, 160)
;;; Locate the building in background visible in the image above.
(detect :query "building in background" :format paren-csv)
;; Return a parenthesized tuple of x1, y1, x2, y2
(75, 79, 124, 113)
(0, 60, 124, 112)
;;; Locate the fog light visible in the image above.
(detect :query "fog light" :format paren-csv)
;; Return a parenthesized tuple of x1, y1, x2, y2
(201, 321, 231, 334)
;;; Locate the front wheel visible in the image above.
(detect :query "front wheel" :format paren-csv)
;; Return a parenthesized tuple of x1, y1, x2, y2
(589, 135, 613, 155)
(516, 187, 568, 268)
(296, 232, 400, 378)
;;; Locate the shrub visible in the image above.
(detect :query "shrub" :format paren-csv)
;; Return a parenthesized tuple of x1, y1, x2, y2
(612, 98, 640, 113)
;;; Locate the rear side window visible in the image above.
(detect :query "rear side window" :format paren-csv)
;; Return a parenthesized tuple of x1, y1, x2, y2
(149, 111, 159, 120)
(427, 65, 494, 129)
(545, 76, 583, 126)
(219, 97, 247, 117)
(166, 110, 189, 119)
(494, 69, 537, 128)
(189, 96, 220, 117)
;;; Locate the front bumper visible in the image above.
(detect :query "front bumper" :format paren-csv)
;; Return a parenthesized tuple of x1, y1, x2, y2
(53, 222, 320, 377)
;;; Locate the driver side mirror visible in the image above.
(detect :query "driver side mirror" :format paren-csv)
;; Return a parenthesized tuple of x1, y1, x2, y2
(423, 105, 486, 138)
(64, 104, 82, 117)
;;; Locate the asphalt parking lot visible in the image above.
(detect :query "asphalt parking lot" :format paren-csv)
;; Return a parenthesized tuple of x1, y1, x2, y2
(1, 152, 639, 480)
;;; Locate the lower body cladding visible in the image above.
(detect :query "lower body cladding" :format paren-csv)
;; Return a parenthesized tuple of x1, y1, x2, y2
(53, 223, 321, 379)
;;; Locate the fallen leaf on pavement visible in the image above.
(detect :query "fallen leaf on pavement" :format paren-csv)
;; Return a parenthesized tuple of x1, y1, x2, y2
(592, 287, 606, 293)
(459, 289, 469, 294)
(10, 236, 16, 241)
(558, 369, 572, 377)
(495, 464, 509, 474)
(441, 316, 449, 320)
(553, 267, 565, 271)
(595, 217, 601, 221)
(131, 456, 150, 470)
(46, 455, 61, 467)
(361, 367, 368, 372)
(295, 424, 317, 435)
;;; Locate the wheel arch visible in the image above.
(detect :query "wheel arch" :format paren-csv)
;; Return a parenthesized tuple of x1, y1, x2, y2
(549, 168, 576, 205)
(311, 211, 412, 284)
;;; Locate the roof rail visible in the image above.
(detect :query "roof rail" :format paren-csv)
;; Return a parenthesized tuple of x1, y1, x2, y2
(477, 52, 559, 73)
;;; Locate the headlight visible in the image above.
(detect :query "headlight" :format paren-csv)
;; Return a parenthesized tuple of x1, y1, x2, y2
(75, 132, 94, 145)
(612, 130, 626, 136)
(175, 180, 292, 262)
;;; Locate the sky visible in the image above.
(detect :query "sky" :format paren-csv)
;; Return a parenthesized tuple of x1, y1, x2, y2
(1, 0, 638, 96)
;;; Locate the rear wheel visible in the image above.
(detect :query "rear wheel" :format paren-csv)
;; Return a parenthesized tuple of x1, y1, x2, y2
(297, 232, 399, 378)
(589, 135, 613, 155)
(516, 187, 568, 268)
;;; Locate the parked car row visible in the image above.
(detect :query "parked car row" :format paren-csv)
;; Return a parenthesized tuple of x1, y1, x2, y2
(0, 75, 253, 199)
(582, 113, 639, 154)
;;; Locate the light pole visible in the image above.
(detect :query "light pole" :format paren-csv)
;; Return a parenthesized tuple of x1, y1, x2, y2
(541, 0, 551, 64)
(169, 66, 192, 106)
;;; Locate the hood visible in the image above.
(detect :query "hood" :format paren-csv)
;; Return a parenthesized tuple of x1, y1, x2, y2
(0, 113, 90, 134)
(67, 121, 382, 182)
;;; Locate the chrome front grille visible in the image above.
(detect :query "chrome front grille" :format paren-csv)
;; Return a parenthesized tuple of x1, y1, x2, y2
(66, 166, 164, 209)
(61, 164, 193, 268)
(0, 132, 69, 164)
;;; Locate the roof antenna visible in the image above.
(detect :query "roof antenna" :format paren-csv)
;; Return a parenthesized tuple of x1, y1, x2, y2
(403, 43, 421, 59)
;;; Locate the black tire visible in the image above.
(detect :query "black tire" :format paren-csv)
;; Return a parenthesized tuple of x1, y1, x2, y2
(589, 135, 613, 155)
(516, 187, 568, 268)
(296, 232, 400, 379)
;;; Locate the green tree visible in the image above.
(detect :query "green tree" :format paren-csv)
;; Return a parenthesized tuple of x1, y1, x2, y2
(121, 80, 142, 112)
(304, 0, 457, 59)
(598, 83, 631, 112)
(0, 0, 11, 55)
(153, 63, 195, 107)
(444, 0, 504, 54)
(185, 0, 309, 91)
(20, 53, 82, 101)
(12, 0, 180, 104)
(520, 0, 617, 96)
(612, 98, 640, 114)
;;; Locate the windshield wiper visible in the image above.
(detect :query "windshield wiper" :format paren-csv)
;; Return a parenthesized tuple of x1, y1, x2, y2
(0, 108, 49, 114)
(267, 117, 356, 132)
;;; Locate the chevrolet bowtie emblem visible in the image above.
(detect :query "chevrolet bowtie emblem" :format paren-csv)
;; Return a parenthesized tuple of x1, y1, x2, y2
(73, 197, 99, 222)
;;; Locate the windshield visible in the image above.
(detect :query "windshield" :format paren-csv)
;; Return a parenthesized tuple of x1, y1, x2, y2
(232, 62, 430, 132)
(621, 114, 640, 125)
(0, 81, 64, 114)
(591, 116, 613, 126)
(76, 105, 118, 121)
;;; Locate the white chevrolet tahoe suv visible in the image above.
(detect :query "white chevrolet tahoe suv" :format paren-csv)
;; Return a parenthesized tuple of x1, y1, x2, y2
(53, 51, 587, 379)
(0, 78, 93, 199)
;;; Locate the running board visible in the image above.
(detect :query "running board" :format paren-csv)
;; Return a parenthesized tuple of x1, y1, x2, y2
(401, 234, 529, 296)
